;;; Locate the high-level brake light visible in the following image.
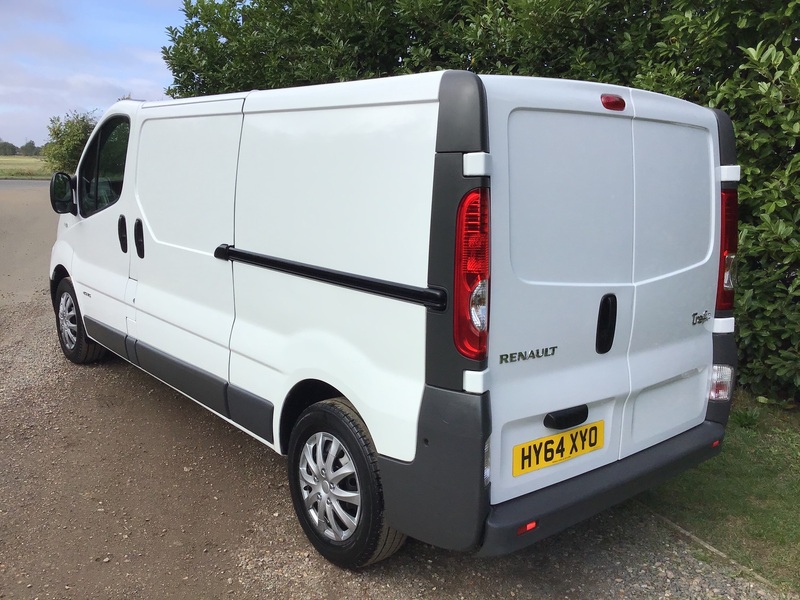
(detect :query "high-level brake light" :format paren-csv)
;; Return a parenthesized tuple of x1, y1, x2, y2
(601, 94, 626, 111)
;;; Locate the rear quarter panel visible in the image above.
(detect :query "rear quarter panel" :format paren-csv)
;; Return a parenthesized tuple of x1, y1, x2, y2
(231, 77, 443, 460)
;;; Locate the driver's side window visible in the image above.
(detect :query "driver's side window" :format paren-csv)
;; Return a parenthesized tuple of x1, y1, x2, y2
(78, 117, 130, 218)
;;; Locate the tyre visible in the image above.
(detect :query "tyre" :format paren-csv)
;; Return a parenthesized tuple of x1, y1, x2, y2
(287, 398, 406, 568)
(54, 278, 106, 364)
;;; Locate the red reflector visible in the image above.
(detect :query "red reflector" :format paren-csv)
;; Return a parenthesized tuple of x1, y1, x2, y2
(517, 520, 538, 536)
(712, 439, 721, 448)
(601, 94, 626, 111)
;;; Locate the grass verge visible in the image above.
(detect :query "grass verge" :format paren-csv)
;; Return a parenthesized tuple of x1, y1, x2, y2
(0, 156, 51, 179)
(639, 390, 800, 592)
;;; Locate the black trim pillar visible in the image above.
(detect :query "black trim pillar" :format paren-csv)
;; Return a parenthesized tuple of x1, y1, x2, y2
(378, 386, 490, 551)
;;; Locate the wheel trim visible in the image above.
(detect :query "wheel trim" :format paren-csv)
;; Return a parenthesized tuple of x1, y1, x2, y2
(298, 431, 362, 542)
(58, 292, 78, 351)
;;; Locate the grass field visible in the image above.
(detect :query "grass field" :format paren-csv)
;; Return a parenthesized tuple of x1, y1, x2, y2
(0, 155, 51, 179)
(640, 390, 800, 592)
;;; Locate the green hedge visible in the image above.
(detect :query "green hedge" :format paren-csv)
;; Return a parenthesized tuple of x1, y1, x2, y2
(163, 0, 798, 400)
(716, 42, 800, 400)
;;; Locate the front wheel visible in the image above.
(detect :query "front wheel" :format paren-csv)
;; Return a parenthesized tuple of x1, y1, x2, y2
(54, 278, 105, 364)
(287, 399, 406, 568)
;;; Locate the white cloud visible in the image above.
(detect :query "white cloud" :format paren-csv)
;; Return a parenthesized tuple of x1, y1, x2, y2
(0, 0, 184, 147)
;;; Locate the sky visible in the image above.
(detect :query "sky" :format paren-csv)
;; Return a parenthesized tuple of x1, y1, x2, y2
(0, 0, 186, 147)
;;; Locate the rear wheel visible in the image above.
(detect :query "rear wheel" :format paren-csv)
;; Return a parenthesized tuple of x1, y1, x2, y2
(55, 278, 105, 364)
(287, 398, 406, 568)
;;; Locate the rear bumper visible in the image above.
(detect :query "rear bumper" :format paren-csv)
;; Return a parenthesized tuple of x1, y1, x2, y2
(477, 420, 725, 556)
(379, 386, 729, 556)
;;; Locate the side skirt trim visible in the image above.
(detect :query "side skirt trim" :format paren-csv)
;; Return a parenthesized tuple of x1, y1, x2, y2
(135, 340, 228, 416)
(82, 318, 276, 446)
(84, 317, 128, 359)
(228, 385, 275, 444)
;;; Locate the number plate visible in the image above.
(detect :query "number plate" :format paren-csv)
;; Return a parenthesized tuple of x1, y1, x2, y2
(512, 421, 604, 477)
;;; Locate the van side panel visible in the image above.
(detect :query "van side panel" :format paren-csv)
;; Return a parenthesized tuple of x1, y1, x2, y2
(231, 96, 439, 461)
(130, 103, 243, 383)
(235, 102, 437, 286)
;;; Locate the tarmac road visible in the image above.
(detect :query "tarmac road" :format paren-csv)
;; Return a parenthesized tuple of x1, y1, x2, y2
(0, 180, 789, 599)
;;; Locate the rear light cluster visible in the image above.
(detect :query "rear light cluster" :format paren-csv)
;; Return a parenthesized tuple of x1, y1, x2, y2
(716, 188, 739, 311)
(454, 188, 490, 360)
(709, 364, 734, 402)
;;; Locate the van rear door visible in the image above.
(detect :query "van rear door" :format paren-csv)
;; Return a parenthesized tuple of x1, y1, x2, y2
(620, 90, 719, 458)
(481, 76, 720, 505)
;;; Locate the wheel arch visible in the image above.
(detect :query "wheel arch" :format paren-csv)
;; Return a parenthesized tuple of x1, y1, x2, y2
(279, 378, 345, 454)
(50, 265, 70, 313)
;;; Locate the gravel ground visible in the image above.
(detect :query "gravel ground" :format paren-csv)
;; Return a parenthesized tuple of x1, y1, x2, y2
(1, 181, 796, 599)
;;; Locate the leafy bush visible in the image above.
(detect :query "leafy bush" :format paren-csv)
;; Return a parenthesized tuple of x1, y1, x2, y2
(161, 0, 800, 399)
(42, 110, 97, 174)
(624, 1, 800, 400)
(716, 42, 800, 400)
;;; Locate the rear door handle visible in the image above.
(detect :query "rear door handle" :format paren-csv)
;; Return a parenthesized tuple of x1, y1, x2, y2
(134, 219, 145, 259)
(596, 293, 617, 354)
(544, 405, 589, 430)
(117, 215, 128, 253)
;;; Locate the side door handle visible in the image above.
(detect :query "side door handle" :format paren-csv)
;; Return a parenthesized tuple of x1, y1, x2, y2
(134, 219, 145, 259)
(117, 215, 128, 253)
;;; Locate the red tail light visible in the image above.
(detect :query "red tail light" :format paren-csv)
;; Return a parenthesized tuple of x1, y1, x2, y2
(716, 188, 738, 311)
(454, 188, 490, 360)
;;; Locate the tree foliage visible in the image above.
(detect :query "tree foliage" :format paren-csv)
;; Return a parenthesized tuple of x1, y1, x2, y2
(1, 139, 42, 156)
(19, 141, 40, 156)
(163, 0, 799, 399)
(0, 139, 18, 156)
(42, 110, 97, 174)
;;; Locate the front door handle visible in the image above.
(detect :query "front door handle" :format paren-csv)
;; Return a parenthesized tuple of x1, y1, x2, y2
(117, 215, 128, 253)
(134, 218, 145, 259)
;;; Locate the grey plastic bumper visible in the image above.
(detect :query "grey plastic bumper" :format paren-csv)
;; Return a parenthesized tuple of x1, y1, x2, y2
(477, 420, 725, 556)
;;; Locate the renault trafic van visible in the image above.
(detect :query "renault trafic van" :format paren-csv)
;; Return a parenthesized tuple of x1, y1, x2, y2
(48, 70, 739, 568)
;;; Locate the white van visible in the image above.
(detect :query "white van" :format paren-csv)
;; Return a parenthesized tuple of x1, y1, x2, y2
(48, 70, 739, 568)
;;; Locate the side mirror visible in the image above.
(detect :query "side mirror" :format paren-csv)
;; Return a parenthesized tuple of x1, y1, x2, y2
(50, 172, 77, 215)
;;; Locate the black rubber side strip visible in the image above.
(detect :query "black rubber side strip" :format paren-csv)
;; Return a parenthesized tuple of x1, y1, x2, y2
(214, 244, 447, 311)
(84, 316, 128, 359)
(135, 340, 228, 416)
